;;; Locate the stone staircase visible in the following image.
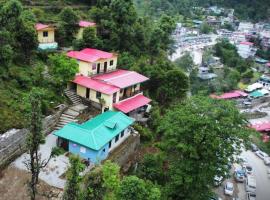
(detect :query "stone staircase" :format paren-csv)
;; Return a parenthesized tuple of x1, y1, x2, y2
(64, 89, 82, 105)
(54, 104, 88, 130)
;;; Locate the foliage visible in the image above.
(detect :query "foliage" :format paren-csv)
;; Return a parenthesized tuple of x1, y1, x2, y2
(57, 7, 79, 46)
(200, 22, 212, 34)
(133, 123, 153, 142)
(174, 52, 194, 73)
(63, 155, 85, 200)
(48, 54, 79, 94)
(83, 167, 105, 200)
(117, 176, 161, 200)
(136, 153, 165, 184)
(101, 160, 120, 200)
(157, 96, 252, 199)
(73, 27, 102, 50)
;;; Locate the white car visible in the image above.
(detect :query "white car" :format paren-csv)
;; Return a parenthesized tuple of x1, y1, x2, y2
(255, 150, 268, 160)
(264, 157, 270, 166)
(224, 182, 234, 196)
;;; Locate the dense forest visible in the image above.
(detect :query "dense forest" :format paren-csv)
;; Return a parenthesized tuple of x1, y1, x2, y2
(0, 0, 257, 199)
(134, 0, 270, 21)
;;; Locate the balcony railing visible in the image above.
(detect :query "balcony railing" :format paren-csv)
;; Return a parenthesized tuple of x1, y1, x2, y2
(119, 90, 142, 101)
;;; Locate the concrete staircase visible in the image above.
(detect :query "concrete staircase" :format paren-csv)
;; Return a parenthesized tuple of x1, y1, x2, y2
(64, 89, 82, 105)
(54, 104, 88, 130)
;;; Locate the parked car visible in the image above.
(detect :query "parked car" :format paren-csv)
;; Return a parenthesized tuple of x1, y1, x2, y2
(209, 194, 222, 200)
(255, 150, 268, 160)
(224, 182, 234, 196)
(250, 143, 258, 152)
(264, 157, 270, 166)
(214, 175, 223, 186)
(246, 192, 256, 200)
(245, 175, 256, 193)
(243, 165, 253, 175)
(234, 170, 245, 182)
(267, 169, 270, 179)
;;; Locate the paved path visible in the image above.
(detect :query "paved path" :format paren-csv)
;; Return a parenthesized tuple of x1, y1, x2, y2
(239, 151, 270, 200)
(12, 134, 69, 189)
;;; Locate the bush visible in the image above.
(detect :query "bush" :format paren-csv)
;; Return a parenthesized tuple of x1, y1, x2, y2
(133, 124, 153, 142)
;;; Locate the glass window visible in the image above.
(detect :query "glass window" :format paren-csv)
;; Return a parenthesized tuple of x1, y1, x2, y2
(43, 31, 48, 37)
(121, 131, 124, 137)
(80, 147, 86, 153)
(110, 60, 114, 66)
(96, 91, 101, 99)
(109, 141, 112, 149)
(115, 135, 119, 143)
(92, 63, 97, 70)
(103, 148, 106, 152)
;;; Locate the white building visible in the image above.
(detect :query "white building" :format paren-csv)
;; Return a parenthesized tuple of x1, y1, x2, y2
(237, 41, 257, 59)
(238, 22, 254, 33)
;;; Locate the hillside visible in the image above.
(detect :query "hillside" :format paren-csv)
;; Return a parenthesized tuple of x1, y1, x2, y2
(134, 0, 270, 21)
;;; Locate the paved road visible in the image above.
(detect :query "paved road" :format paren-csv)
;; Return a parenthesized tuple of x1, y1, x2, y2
(240, 150, 270, 200)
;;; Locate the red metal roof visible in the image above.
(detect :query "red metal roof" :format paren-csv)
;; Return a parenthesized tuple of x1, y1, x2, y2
(210, 90, 247, 99)
(93, 69, 149, 88)
(79, 20, 96, 27)
(250, 122, 270, 132)
(113, 94, 151, 113)
(35, 23, 49, 30)
(67, 48, 113, 63)
(72, 75, 119, 95)
(240, 41, 254, 46)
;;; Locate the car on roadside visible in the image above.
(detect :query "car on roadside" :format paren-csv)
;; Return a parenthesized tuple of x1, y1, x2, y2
(243, 165, 253, 176)
(264, 157, 270, 166)
(214, 175, 223, 186)
(234, 169, 245, 182)
(245, 175, 256, 193)
(250, 143, 258, 152)
(224, 182, 234, 196)
(246, 192, 256, 200)
(255, 150, 268, 160)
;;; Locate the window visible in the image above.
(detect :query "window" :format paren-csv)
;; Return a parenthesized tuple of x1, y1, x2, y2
(103, 148, 106, 152)
(110, 60, 114, 66)
(109, 141, 112, 149)
(115, 135, 119, 143)
(92, 63, 97, 70)
(96, 91, 101, 99)
(121, 131, 124, 137)
(113, 92, 117, 103)
(43, 31, 48, 37)
(80, 147, 86, 153)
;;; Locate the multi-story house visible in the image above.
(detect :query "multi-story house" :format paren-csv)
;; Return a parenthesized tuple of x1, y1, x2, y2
(237, 41, 257, 59)
(35, 23, 58, 50)
(76, 20, 96, 40)
(67, 48, 151, 114)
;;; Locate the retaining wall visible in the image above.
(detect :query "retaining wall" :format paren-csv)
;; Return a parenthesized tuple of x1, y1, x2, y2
(0, 104, 67, 169)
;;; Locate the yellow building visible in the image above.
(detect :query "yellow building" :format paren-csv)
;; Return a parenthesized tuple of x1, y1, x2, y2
(76, 20, 96, 40)
(35, 23, 58, 50)
(67, 48, 151, 114)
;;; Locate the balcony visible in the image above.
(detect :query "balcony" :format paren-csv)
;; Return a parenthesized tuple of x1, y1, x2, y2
(119, 90, 142, 101)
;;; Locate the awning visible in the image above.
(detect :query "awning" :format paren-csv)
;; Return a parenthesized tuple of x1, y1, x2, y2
(113, 94, 151, 113)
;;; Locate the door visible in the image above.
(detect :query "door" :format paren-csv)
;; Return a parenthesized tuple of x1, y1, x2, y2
(86, 88, 90, 99)
(97, 64, 100, 74)
(104, 62, 107, 73)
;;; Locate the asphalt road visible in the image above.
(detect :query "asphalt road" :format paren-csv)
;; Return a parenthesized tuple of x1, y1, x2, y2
(240, 150, 270, 200)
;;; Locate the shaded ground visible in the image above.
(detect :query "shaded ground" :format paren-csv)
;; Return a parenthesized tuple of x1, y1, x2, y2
(0, 167, 61, 200)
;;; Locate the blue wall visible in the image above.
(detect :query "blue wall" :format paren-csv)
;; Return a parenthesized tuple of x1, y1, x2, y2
(69, 141, 109, 164)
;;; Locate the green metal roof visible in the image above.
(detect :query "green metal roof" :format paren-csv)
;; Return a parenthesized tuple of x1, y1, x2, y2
(250, 90, 264, 98)
(54, 111, 134, 151)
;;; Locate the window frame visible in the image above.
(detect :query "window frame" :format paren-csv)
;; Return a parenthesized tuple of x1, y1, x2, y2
(43, 31, 48, 37)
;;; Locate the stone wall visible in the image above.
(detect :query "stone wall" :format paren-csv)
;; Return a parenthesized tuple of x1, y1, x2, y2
(0, 104, 67, 169)
(107, 133, 140, 171)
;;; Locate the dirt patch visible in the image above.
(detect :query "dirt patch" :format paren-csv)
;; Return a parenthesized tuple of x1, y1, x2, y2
(0, 167, 62, 200)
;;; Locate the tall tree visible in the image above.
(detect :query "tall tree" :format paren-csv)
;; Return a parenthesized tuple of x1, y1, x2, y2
(158, 96, 252, 200)
(24, 88, 59, 200)
(63, 155, 85, 200)
(102, 160, 120, 200)
(58, 7, 79, 46)
(48, 54, 78, 95)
